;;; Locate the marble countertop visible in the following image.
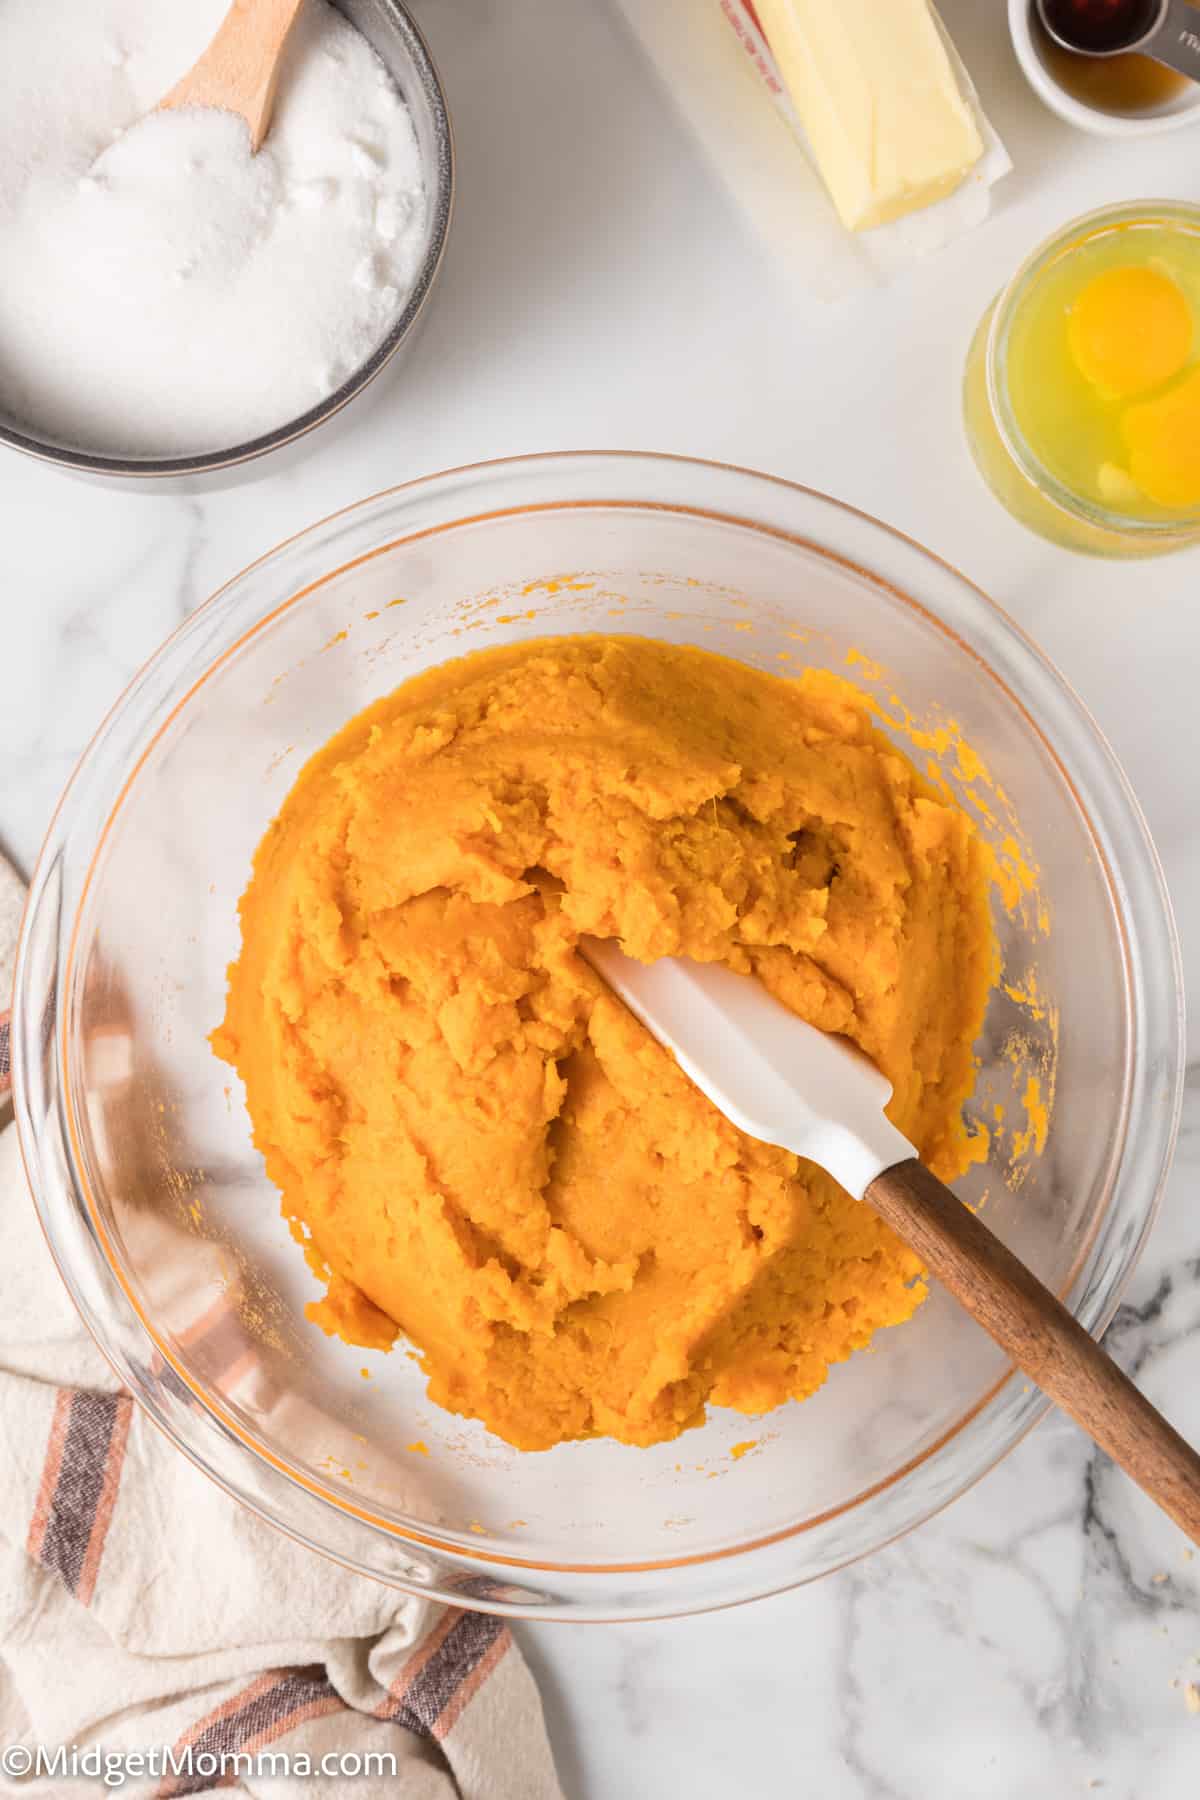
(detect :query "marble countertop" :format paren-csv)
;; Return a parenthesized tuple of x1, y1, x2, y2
(4, 0, 1200, 1793)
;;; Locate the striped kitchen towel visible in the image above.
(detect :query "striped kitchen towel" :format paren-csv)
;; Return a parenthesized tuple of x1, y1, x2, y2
(0, 852, 563, 1800)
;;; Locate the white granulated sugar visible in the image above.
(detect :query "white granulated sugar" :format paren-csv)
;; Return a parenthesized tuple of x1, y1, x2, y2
(0, 0, 427, 457)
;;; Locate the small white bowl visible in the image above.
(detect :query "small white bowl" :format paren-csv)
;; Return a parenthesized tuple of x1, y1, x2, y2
(1008, 0, 1200, 136)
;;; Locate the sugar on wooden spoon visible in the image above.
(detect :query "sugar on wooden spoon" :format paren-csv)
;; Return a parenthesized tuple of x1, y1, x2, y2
(158, 0, 307, 153)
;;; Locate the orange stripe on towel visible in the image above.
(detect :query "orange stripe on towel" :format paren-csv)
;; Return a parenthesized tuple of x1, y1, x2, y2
(432, 1623, 512, 1741)
(156, 1670, 288, 1798)
(171, 1669, 285, 1755)
(373, 1606, 462, 1719)
(75, 1394, 133, 1605)
(176, 1291, 237, 1347)
(26, 1388, 72, 1562)
(237, 1690, 347, 1758)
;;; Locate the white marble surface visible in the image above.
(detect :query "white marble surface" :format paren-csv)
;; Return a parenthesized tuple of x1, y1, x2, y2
(3, 0, 1200, 1793)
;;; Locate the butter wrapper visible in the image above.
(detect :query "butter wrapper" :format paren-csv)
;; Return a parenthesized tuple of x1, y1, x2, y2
(611, 0, 1011, 306)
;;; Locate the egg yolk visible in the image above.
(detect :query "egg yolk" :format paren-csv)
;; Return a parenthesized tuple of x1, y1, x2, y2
(1123, 365, 1200, 509)
(1066, 265, 1192, 399)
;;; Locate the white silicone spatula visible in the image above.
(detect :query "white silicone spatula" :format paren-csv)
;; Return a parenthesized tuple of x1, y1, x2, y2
(582, 937, 1200, 1544)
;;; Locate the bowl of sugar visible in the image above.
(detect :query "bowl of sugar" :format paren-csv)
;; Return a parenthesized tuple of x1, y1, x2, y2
(0, 0, 452, 481)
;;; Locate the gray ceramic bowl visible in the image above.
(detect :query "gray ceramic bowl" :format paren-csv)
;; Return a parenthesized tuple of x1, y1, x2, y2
(0, 0, 453, 483)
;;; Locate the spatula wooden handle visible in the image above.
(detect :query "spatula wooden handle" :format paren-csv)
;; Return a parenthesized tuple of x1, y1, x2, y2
(865, 1157, 1200, 1545)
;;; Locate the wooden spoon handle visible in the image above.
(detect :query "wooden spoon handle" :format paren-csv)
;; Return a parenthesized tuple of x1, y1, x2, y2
(159, 0, 306, 152)
(865, 1157, 1200, 1545)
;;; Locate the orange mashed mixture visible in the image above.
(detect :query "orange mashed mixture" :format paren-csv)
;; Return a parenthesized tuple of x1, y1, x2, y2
(213, 636, 995, 1451)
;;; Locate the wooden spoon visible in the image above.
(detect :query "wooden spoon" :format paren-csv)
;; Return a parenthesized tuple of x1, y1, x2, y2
(158, 0, 307, 153)
(584, 938, 1200, 1545)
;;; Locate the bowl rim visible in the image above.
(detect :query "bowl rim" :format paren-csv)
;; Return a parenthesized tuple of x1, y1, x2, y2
(12, 451, 1186, 1616)
(0, 0, 455, 481)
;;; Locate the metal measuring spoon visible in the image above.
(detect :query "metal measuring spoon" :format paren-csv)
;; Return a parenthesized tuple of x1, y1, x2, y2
(1035, 0, 1200, 83)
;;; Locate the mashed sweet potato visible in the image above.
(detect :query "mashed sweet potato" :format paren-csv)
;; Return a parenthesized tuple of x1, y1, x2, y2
(213, 636, 995, 1450)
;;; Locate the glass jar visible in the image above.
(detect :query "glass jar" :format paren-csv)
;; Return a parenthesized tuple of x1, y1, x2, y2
(964, 200, 1200, 557)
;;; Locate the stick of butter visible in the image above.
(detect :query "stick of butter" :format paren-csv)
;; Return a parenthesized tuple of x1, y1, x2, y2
(750, 0, 985, 233)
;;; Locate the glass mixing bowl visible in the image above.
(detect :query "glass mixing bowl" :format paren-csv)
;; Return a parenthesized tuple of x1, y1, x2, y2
(13, 452, 1183, 1620)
